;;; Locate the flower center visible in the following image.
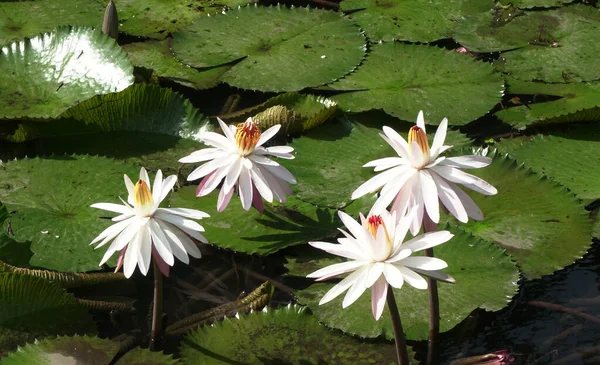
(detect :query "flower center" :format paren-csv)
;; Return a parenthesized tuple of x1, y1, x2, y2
(235, 119, 261, 156)
(134, 180, 154, 217)
(367, 214, 393, 258)
(408, 126, 430, 156)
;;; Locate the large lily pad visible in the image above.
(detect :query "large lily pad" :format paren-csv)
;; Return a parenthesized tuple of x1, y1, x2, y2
(180, 305, 417, 365)
(172, 5, 366, 92)
(0, 0, 104, 46)
(114, 347, 180, 365)
(0, 26, 133, 119)
(340, 0, 465, 42)
(0, 274, 96, 354)
(441, 150, 592, 279)
(511, 0, 576, 8)
(329, 42, 503, 125)
(291, 228, 519, 341)
(0, 155, 139, 272)
(495, 79, 600, 129)
(122, 40, 231, 90)
(168, 187, 339, 255)
(285, 113, 473, 209)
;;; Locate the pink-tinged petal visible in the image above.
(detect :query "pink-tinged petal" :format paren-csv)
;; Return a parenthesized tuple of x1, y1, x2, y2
(382, 263, 405, 288)
(397, 266, 427, 289)
(238, 167, 253, 211)
(430, 117, 447, 157)
(371, 277, 388, 320)
(248, 154, 280, 166)
(365, 262, 385, 288)
(217, 186, 235, 212)
(114, 248, 126, 273)
(256, 124, 281, 147)
(400, 256, 448, 271)
(217, 117, 236, 143)
(262, 163, 296, 184)
(351, 165, 406, 200)
(195, 171, 214, 197)
(152, 247, 171, 277)
(250, 166, 273, 203)
(450, 183, 484, 220)
(90, 202, 133, 215)
(139, 167, 150, 188)
(201, 163, 232, 195)
(409, 141, 424, 167)
(400, 231, 453, 253)
(342, 265, 370, 308)
(440, 155, 492, 169)
(158, 175, 177, 203)
(416, 110, 426, 131)
(152, 170, 163, 203)
(364, 157, 405, 172)
(178, 148, 225, 164)
(381, 129, 410, 160)
(251, 184, 264, 213)
(137, 227, 152, 275)
(430, 172, 468, 223)
(309, 241, 364, 261)
(318, 269, 364, 305)
(307, 260, 366, 281)
(200, 131, 234, 150)
(124, 174, 135, 205)
(420, 170, 440, 223)
(432, 165, 497, 195)
(149, 219, 174, 266)
(187, 154, 236, 182)
(157, 208, 209, 220)
(411, 268, 455, 284)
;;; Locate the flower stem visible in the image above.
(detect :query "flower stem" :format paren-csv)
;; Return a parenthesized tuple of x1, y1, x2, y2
(423, 215, 440, 365)
(150, 259, 164, 350)
(386, 285, 410, 365)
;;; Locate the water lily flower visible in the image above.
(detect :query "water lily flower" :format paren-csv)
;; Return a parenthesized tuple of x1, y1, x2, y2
(351, 111, 497, 235)
(179, 117, 296, 212)
(90, 167, 209, 278)
(307, 209, 453, 320)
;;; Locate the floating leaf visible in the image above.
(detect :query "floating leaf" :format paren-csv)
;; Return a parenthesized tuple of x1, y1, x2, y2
(0, 26, 133, 119)
(441, 150, 592, 279)
(180, 305, 417, 365)
(291, 228, 519, 341)
(123, 40, 230, 90)
(329, 42, 503, 125)
(114, 347, 181, 365)
(0, 155, 139, 272)
(168, 187, 339, 255)
(172, 5, 366, 92)
(0, 274, 96, 354)
(340, 0, 465, 42)
(511, 0, 576, 8)
(495, 79, 600, 129)
(0, 0, 104, 46)
(285, 113, 473, 208)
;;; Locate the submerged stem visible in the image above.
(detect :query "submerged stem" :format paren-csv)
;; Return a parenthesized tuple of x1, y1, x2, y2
(150, 260, 164, 350)
(424, 215, 440, 365)
(386, 285, 410, 365)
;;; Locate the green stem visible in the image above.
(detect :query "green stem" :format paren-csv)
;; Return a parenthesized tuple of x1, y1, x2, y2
(386, 285, 410, 365)
(150, 260, 164, 350)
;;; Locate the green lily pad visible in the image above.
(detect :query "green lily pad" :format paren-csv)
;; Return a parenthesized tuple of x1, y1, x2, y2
(291, 227, 519, 341)
(0, 155, 140, 272)
(96, 0, 257, 40)
(0, 274, 96, 355)
(329, 42, 503, 125)
(0, 0, 104, 46)
(0, 26, 133, 119)
(172, 5, 366, 92)
(114, 347, 180, 365)
(122, 40, 231, 90)
(0, 234, 33, 269)
(495, 124, 600, 203)
(285, 113, 473, 209)
(340, 0, 465, 42)
(168, 186, 339, 255)
(495, 79, 600, 129)
(441, 150, 592, 279)
(180, 305, 417, 365)
(511, 0, 576, 8)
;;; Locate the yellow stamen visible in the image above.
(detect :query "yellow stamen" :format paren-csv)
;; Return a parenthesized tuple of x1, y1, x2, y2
(407, 126, 430, 155)
(134, 180, 153, 209)
(235, 119, 261, 156)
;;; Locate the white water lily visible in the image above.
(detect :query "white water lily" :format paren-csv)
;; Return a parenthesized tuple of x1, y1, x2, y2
(179, 117, 296, 212)
(90, 168, 209, 278)
(351, 111, 497, 235)
(307, 210, 453, 320)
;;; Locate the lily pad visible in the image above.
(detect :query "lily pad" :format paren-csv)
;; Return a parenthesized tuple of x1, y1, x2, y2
(168, 186, 339, 255)
(0, 26, 133, 119)
(291, 228, 519, 341)
(180, 305, 417, 365)
(0, 274, 96, 355)
(0, 234, 33, 269)
(285, 113, 473, 209)
(0, 155, 140, 272)
(123, 39, 230, 90)
(329, 42, 503, 125)
(441, 150, 592, 279)
(495, 79, 600, 129)
(495, 124, 600, 203)
(0, 0, 104, 46)
(172, 5, 366, 92)
(114, 347, 180, 365)
(340, 0, 465, 42)
(511, 0, 576, 8)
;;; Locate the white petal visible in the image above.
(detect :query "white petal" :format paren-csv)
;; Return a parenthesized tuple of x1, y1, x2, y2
(200, 131, 234, 150)
(124, 174, 135, 205)
(397, 266, 428, 290)
(307, 260, 366, 281)
(385, 248, 412, 264)
(400, 256, 448, 271)
(154, 210, 205, 232)
(440, 155, 492, 169)
(137, 226, 152, 275)
(381, 129, 410, 161)
(187, 154, 236, 182)
(91, 203, 133, 215)
(432, 166, 497, 196)
(201, 161, 232, 194)
(400, 231, 453, 253)
(450, 183, 484, 220)
(238, 167, 253, 211)
(158, 220, 189, 264)
(262, 163, 297, 184)
(430, 117, 447, 157)
(256, 124, 281, 147)
(416, 110, 425, 130)
(248, 154, 280, 166)
(308, 241, 364, 261)
(351, 165, 406, 200)
(250, 166, 274, 202)
(91, 218, 134, 247)
(178, 148, 226, 164)
(371, 276, 388, 320)
(342, 266, 370, 308)
(123, 232, 141, 278)
(222, 157, 243, 195)
(217, 186, 235, 212)
(152, 170, 163, 203)
(338, 211, 372, 249)
(150, 219, 174, 266)
(318, 269, 363, 305)
(158, 175, 177, 203)
(383, 263, 405, 289)
(217, 117, 236, 143)
(365, 262, 385, 288)
(364, 157, 405, 172)
(420, 170, 440, 223)
(157, 207, 209, 220)
(411, 268, 455, 284)
(409, 141, 423, 167)
(407, 174, 424, 236)
(139, 167, 150, 188)
(264, 145, 294, 158)
(430, 172, 468, 223)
